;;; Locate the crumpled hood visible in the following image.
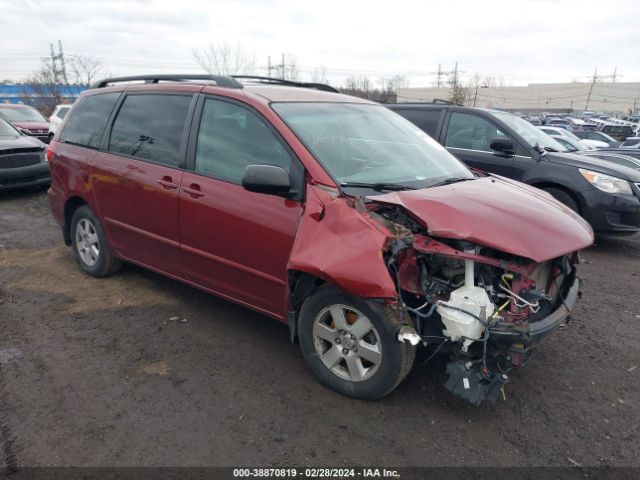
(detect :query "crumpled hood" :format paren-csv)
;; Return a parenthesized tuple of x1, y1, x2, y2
(371, 176, 594, 262)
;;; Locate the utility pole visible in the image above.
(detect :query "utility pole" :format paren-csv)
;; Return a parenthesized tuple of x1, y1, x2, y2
(267, 56, 271, 78)
(50, 43, 59, 83)
(473, 84, 479, 107)
(58, 40, 68, 85)
(49, 40, 68, 85)
(436, 63, 442, 88)
(281, 53, 285, 80)
(612, 67, 617, 83)
(584, 68, 598, 111)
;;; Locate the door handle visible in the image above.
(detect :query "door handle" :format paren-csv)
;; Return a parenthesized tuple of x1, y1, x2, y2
(157, 177, 178, 189)
(182, 185, 205, 198)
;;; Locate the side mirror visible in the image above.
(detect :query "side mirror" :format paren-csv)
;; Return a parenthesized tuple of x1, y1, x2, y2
(490, 138, 515, 155)
(242, 165, 291, 196)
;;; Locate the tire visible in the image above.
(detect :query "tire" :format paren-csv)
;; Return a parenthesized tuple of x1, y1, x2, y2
(298, 285, 416, 400)
(544, 188, 579, 213)
(70, 205, 121, 277)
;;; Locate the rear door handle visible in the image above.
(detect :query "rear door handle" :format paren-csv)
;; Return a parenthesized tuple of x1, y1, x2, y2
(182, 185, 205, 198)
(157, 177, 178, 189)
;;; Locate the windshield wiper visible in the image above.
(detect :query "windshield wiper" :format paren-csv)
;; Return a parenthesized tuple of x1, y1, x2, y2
(428, 177, 475, 188)
(339, 182, 416, 192)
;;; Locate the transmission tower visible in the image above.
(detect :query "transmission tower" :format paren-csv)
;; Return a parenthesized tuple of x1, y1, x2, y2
(49, 40, 68, 85)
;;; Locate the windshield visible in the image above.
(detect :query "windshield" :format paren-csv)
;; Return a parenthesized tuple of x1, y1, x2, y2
(492, 111, 569, 152)
(0, 117, 19, 136)
(553, 136, 585, 152)
(0, 106, 46, 122)
(561, 129, 581, 142)
(272, 103, 473, 189)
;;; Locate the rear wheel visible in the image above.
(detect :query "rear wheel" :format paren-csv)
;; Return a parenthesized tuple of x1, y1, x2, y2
(70, 205, 121, 277)
(544, 187, 579, 213)
(298, 286, 415, 399)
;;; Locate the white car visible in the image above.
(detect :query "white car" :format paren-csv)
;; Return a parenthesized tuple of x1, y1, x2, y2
(48, 104, 72, 138)
(620, 137, 640, 149)
(538, 126, 608, 150)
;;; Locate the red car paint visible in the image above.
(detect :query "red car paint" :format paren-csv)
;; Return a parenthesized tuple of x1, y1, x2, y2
(0, 105, 49, 133)
(48, 82, 594, 327)
(373, 177, 593, 263)
(9, 120, 50, 132)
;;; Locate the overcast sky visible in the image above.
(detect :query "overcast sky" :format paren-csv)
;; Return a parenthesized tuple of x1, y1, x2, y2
(1, 0, 639, 87)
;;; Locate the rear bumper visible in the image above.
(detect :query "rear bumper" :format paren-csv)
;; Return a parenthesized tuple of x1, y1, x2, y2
(0, 162, 50, 191)
(579, 187, 640, 234)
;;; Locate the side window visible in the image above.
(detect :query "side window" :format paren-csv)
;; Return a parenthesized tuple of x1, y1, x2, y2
(195, 98, 292, 184)
(445, 112, 507, 152)
(393, 109, 442, 137)
(108, 94, 192, 167)
(57, 107, 70, 119)
(59, 93, 120, 148)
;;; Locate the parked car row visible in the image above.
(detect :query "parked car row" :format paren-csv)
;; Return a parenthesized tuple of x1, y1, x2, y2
(538, 125, 610, 149)
(388, 103, 640, 234)
(524, 111, 640, 142)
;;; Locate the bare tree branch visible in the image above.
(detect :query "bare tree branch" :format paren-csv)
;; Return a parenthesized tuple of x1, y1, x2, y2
(310, 65, 328, 84)
(68, 54, 106, 87)
(192, 42, 257, 75)
(21, 59, 65, 116)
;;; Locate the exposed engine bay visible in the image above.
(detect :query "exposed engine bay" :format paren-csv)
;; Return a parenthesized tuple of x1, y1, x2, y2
(369, 202, 579, 405)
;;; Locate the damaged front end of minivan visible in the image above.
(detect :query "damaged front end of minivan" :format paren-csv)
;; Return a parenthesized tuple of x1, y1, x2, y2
(289, 177, 593, 405)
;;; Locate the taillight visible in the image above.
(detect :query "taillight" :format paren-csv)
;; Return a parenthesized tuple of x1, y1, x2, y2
(46, 141, 57, 162)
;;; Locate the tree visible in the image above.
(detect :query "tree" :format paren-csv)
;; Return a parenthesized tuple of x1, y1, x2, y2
(378, 75, 409, 103)
(283, 54, 299, 82)
(448, 70, 470, 106)
(21, 59, 65, 116)
(68, 54, 106, 87)
(343, 76, 373, 99)
(310, 65, 328, 84)
(192, 41, 257, 75)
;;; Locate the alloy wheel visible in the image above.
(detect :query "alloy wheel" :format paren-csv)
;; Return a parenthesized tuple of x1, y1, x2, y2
(75, 218, 100, 267)
(312, 304, 382, 382)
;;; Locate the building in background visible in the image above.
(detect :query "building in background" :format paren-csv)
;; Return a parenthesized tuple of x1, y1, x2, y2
(397, 81, 640, 114)
(0, 84, 85, 110)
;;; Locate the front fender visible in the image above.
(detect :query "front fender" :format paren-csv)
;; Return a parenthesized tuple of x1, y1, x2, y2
(287, 184, 397, 299)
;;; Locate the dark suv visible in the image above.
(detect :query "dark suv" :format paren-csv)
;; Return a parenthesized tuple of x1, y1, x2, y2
(48, 75, 593, 403)
(387, 103, 640, 234)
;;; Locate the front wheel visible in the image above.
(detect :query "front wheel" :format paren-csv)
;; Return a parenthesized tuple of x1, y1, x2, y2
(544, 187, 579, 213)
(298, 286, 415, 399)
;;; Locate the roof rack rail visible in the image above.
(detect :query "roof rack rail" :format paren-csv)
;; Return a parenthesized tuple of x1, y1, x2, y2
(432, 98, 460, 105)
(231, 75, 339, 93)
(90, 74, 243, 89)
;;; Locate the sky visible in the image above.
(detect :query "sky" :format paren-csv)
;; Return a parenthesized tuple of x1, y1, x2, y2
(1, 0, 639, 87)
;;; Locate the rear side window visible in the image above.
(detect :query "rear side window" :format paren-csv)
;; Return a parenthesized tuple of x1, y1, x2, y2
(60, 93, 120, 148)
(392, 108, 442, 137)
(57, 107, 70, 119)
(108, 94, 192, 167)
(194, 98, 292, 184)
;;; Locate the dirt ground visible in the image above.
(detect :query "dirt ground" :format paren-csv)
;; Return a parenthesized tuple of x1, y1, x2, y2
(0, 189, 639, 468)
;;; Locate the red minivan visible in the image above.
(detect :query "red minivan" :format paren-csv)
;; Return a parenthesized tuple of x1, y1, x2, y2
(48, 75, 593, 403)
